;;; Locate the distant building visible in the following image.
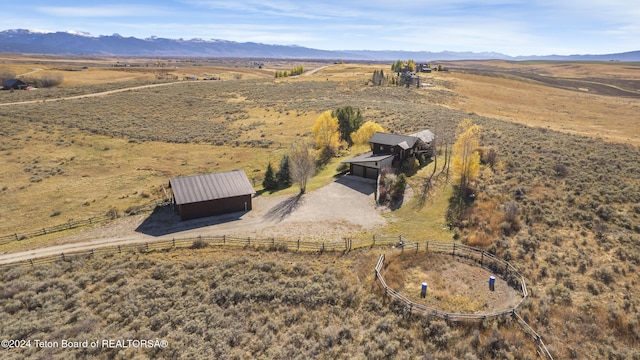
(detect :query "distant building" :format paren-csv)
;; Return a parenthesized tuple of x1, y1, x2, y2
(418, 64, 432, 72)
(168, 170, 256, 221)
(2, 79, 29, 90)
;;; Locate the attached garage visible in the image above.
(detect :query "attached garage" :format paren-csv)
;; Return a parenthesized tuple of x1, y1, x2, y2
(342, 152, 394, 180)
(169, 170, 256, 221)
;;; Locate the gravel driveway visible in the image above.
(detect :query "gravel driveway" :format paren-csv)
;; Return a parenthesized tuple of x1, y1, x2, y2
(0, 176, 386, 264)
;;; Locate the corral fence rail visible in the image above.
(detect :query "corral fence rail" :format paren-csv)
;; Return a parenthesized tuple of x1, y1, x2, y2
(374, 247, 552, 360)
(0, 233, 407, 270)
(1, 234, 551, 358)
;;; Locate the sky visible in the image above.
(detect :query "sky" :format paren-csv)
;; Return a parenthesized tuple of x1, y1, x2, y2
(2, 0, 639, 56)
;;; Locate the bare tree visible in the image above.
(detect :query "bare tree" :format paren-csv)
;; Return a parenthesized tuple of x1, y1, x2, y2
(289, 140, 316, 194)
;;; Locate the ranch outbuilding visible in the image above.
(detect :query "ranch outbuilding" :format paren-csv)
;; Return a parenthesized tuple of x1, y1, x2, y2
(168, 170, 256, 221)
(2, 79, 29, 90)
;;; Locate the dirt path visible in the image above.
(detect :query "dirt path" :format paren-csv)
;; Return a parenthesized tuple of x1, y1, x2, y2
(0, 176, 385, 264)
(17, 67, 42, 76)
(0, 81, 181, 107)
(304, 64, 333, 76)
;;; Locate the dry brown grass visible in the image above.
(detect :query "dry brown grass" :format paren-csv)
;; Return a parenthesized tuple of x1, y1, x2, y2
(2, 55, 639, 359)
(440, 60, 640, 145)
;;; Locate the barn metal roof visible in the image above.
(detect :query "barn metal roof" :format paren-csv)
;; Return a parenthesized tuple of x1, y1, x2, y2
(169, 170, 255, 205)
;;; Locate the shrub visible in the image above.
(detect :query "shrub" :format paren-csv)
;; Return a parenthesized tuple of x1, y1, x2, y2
(191, 239, 208, 249)
(552, 163, 568, 177)
(392, 174, 407, 201)
(105, 208, 119, 220)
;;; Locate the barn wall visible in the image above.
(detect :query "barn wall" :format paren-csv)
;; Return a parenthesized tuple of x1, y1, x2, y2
(178, 194, 252, 220)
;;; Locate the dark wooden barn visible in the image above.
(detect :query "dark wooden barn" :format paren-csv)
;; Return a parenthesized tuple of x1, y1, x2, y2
(2, 79, 29, 90)
(169, 170, 256, 221)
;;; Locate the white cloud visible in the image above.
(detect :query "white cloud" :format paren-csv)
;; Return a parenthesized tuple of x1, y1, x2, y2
(37, 5, 170, 18)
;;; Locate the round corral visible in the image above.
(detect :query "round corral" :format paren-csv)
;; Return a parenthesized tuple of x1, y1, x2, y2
(381, 251, 522, 315)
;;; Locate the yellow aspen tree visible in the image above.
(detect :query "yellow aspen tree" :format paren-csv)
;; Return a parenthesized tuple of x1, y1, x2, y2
(407, 59, 416, 72)
(350, 121, 385, 146)
(312, 110, 341, 159)
(452, 122, 480, 192)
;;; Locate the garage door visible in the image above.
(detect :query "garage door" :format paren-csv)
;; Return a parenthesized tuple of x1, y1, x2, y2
(351, 164, 365, 177)
(364, 167, 378, 180)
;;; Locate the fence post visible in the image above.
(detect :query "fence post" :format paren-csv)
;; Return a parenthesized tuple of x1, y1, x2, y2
(272, 237, 275, 246)
(248, 237, 251, 246)
(118, 245, 121, 254)
(223, 235, 226, 245)
(146, 242, 149, 252)
(452, 243, 456, 256)
(416, 243, 419, 253)
(322, 241, 325, 253)
(481, 251, 484, 266)
(297, 239, 300, 251)
(172, 238, 175, 247)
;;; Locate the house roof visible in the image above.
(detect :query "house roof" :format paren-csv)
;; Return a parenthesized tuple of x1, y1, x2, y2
(3, 79, 26, 88)
(410, 129, 435, 144)
(169, 170, 255, 205)
(342, 152, 394, 164)
(369, 132, 419, 148)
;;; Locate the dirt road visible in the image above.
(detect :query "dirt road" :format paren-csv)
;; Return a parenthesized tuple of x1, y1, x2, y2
(0, 81, 181, 107)
(0, 176, 385, 264)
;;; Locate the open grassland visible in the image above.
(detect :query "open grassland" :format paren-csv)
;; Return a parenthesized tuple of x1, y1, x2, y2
(1, 57, 639, 358)
(440, 60, 640, 145)
(0, 247, 537, 360)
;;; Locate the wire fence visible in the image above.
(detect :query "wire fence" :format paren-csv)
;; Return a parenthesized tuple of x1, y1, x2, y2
(374, 244, 553, 360)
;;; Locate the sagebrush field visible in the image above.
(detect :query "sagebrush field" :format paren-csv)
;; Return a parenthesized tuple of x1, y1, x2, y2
(1, 56, 639, 359)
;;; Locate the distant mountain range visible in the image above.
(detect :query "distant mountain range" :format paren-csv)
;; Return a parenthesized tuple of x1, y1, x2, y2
(1, 29, 639, 61)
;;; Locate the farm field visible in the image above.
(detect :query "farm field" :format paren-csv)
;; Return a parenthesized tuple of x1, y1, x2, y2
(1, 56, 639, 359)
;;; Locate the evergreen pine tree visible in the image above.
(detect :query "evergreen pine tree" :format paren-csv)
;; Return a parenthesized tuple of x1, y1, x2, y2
(262, 163, 278, 191)
(276, 154, 291, 188)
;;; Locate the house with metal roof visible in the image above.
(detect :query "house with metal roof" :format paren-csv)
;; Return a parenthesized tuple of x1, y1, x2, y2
(370, 131, 433, 161)
(168, 170, 256, 220)
(343, 130, 434, 180)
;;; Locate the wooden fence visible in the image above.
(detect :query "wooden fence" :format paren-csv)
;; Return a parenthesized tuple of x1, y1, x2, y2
(374, 245, 552, 359)
(0, 234, 551, 358)
(0, 234, 407, 269)
(0, 200, 168, 246)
